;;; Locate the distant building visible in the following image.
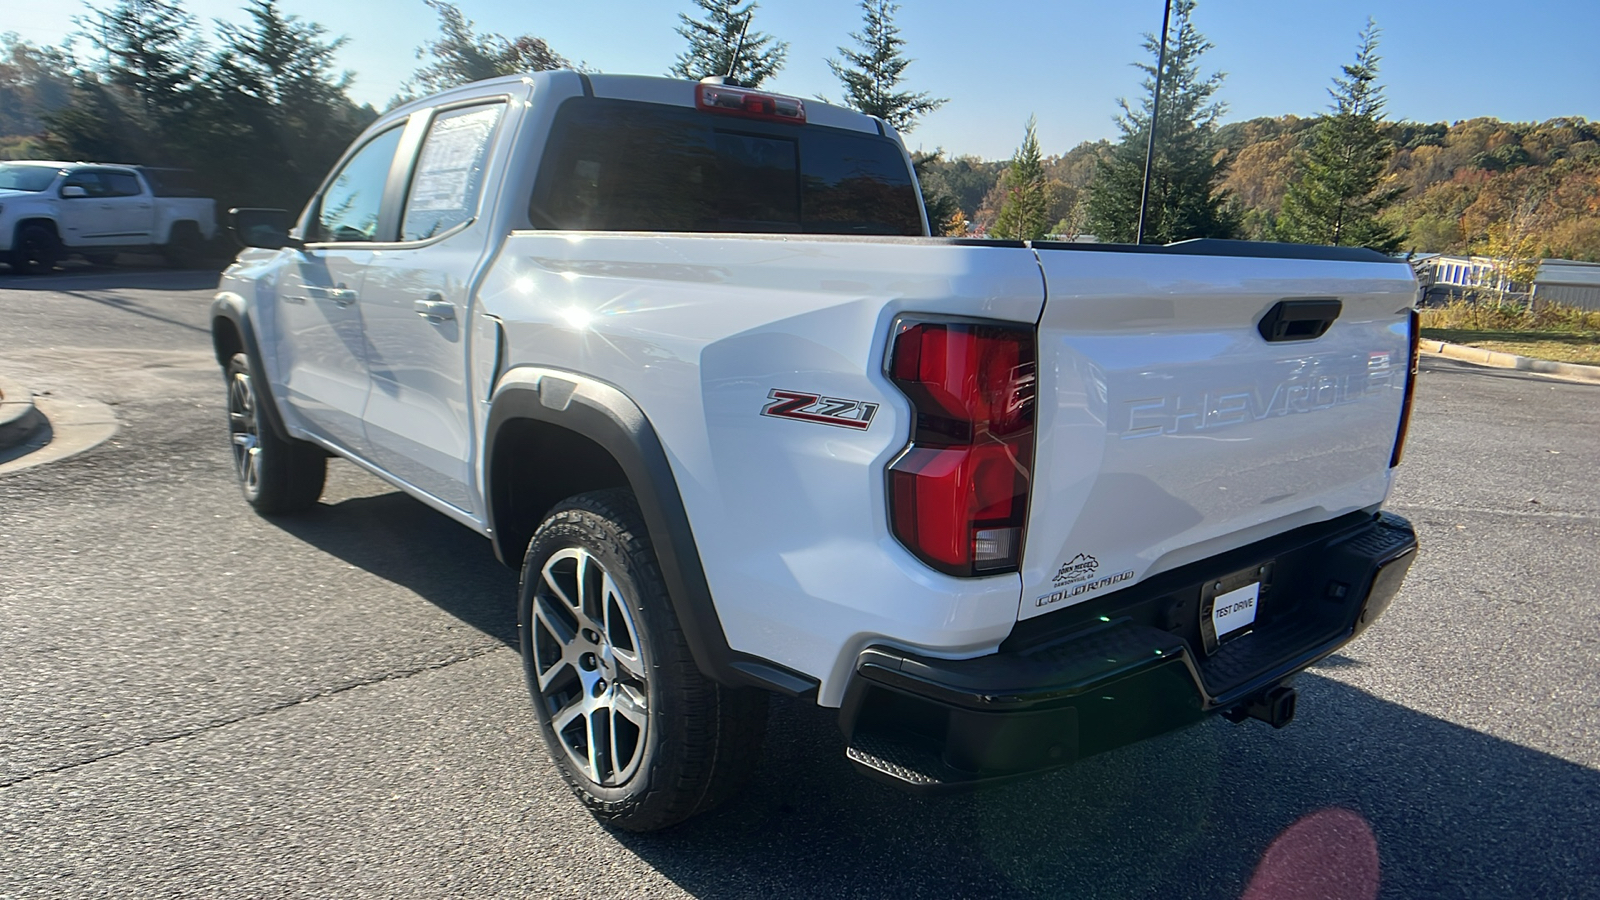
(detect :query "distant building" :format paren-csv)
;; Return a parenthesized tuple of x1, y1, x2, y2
(1418, 255, 1600, 310)
(1532, 259, 1600, 311)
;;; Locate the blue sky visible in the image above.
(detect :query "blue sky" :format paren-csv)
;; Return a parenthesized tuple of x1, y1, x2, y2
(9, 0, 1599, 159)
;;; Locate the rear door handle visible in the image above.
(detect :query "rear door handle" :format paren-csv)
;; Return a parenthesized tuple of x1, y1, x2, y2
(414, 297, 456, 322)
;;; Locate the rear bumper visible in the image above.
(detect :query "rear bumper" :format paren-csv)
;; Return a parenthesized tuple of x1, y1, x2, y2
(839, 510, 1417, 792)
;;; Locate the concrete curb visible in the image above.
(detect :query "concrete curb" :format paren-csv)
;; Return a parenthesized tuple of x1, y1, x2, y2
(0, 375, 46, 452)
(0, 394, 120, 476)
(1421, 340, 1600, 386)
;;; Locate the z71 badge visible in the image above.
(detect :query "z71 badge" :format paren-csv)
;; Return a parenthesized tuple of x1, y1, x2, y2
(761, 389, 879, 430)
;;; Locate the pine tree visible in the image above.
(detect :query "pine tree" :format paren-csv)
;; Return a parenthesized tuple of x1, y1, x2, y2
(912, 149, 961, 235)
(1085, 0, 1236, 244)
(76, 0, 204, 119)
(208, 0, 372, 207)
(991, 116, 1053, 241)
(1277, 20, 1404, 251)
(407, 0, 568, 95)
(669, 0, 787, 88)
(827, 0, 944, 133)
(47, 0, 208, 166)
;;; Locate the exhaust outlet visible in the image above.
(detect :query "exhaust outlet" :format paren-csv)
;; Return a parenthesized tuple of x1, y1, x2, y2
(1223, 685, 1298, 729)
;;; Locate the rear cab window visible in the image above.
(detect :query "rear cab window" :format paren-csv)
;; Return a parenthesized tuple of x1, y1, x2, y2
(530, 97, 923, 236)
(401, 102, 506, 242)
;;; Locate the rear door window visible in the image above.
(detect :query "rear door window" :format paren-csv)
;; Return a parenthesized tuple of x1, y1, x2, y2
(101, 171, 144, 197)
(401, 102, 505, 242)
(531, 98, 922, 236)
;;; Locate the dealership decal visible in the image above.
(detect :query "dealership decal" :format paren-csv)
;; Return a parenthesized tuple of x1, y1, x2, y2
(1035, 569, 1135, 607)
(761, 389, 879, 430)
(1052, 553, 1099, 586)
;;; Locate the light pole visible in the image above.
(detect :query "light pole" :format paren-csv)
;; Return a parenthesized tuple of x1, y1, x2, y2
(1136, 0, 1173, 245)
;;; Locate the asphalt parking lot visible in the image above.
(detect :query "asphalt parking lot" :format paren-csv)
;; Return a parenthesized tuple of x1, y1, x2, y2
(2, 269, 1597, 899)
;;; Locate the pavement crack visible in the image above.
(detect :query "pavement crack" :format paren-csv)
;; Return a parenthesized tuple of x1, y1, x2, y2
(0, 644, 509, 790)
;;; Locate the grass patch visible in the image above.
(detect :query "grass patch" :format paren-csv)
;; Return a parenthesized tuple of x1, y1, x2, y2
(1419, 297, 1600, 333)
(1420, 298, 1600, 366)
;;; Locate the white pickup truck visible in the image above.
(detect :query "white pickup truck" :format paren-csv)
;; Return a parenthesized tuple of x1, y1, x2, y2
(211, 72, 1420, 831)
(0, 161, 217, 273)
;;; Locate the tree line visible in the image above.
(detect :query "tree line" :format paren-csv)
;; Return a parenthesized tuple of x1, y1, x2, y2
(919, 5, 1598, 262)
(1, 0, 1593, 262)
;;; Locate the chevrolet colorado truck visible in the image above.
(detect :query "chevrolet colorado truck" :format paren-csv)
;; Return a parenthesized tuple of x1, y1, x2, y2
(210, 72, 1420, 832)
(0, 161, 216, 273)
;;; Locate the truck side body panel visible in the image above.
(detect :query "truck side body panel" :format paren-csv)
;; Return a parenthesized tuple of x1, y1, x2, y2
(478, 234, 1045, 703)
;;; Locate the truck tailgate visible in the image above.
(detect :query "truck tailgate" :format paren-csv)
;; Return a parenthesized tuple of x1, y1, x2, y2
(1020, 245, 1417, 619)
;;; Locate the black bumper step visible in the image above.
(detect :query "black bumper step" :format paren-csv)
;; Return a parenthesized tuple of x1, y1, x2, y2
(839, 511, 1418, 792)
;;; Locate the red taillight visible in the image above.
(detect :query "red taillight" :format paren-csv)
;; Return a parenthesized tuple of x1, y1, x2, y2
(695, 82, 806, 124)
(886, 319, 1036, 576)
(1391, 308, 1420, 467)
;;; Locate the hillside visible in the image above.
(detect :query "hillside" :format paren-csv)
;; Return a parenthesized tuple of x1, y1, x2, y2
(921, 116, 1600, 259)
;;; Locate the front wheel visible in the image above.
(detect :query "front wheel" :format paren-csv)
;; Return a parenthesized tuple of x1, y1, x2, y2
(9, 224, 60, 275)
(519, 489, 767, 832)
(225, 352, 326, 513)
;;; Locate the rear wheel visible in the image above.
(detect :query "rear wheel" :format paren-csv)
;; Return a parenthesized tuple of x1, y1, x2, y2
(225, 352, 325, 513)
(9, 224, 60, 275)
(519, 489, 767, 832)
(164, 222, 206, 269)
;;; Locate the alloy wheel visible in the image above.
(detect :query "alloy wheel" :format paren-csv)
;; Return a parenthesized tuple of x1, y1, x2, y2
(530, 547, 650, 787)
(228, 369, 261, 495)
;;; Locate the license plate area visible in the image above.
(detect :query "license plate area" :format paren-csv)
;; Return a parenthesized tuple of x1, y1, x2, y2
(1200, 562, 1274, 655)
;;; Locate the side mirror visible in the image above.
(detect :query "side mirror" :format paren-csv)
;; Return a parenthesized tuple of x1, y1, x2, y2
(60, 185, 89, 198)
(229, 207, 301, 250)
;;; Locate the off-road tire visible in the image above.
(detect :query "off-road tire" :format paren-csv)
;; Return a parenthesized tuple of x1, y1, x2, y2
(519, 489, 768, 832)
(225, 352, 326, 514)
(9, 223, 60, 275)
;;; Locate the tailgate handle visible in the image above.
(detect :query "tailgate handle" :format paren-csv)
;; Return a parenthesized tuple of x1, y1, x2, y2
(1258, 298, 1342, 342)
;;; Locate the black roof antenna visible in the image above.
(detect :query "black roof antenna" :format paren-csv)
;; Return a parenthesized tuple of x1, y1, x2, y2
(725, 13, 751, 84)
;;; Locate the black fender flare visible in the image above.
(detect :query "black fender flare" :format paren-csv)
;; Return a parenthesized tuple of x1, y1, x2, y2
(209, 294, 294, 443)
(485, 367, 817, 699)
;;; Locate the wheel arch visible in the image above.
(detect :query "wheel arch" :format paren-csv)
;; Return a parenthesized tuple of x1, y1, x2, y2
(209, 294, 293, 442)
(12, 217, 61, 243)
(165, 218, 202, 243)
(486, 367, 818, 699)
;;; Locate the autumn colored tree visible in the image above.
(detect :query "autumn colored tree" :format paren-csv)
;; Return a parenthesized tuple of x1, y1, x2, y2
(0, 35, 74, 149)
(1277, 20, 1404, 251)
(407, 0, 568, 96)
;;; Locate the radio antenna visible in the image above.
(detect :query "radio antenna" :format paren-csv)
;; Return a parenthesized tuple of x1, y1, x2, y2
(726, 14, 751, 83)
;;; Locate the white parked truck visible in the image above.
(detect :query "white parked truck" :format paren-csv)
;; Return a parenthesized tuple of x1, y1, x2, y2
(0, 161, 217, 273)
(211, 72, 1421, 831)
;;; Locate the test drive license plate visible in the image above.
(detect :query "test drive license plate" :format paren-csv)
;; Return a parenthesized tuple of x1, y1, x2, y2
(1200, 562, 1272, 654)
(1212, 582, 1260, 639)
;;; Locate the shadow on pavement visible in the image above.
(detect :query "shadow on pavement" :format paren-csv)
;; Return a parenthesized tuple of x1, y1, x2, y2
(0, 266, 223, 292)
(262, 486, 1600, 898)
(269, 491, 519, 646)
(619, 680, 1598, 899)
